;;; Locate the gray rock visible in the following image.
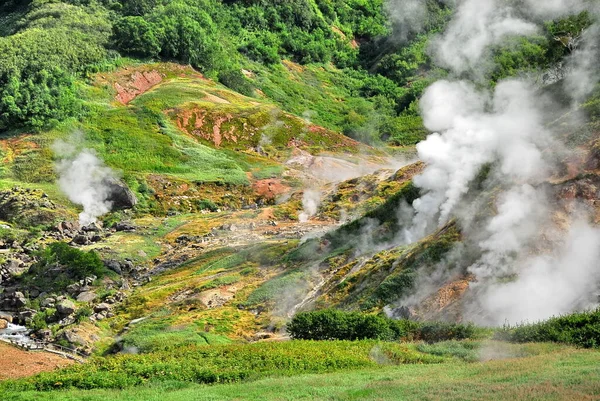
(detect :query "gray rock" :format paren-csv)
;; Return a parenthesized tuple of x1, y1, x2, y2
(105, 260, 122, 275)
(61, 329, 86, 347)
(103, 178, 137, 209)
(66, 283, 81, 295)
(41, 297, 56, 307)
(76, 292, 97, 303)
(13, 292, 27, 308)
(56, 300, 76, 316)
(72, 234, 90, 245)
(93, 303, 110, 313)
(115, 222, 136, 232)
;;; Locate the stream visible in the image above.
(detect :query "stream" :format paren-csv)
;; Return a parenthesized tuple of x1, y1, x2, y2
(0, 315, 32, 344)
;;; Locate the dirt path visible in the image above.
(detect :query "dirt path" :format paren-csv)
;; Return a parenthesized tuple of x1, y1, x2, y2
(0, 342, 75, 381)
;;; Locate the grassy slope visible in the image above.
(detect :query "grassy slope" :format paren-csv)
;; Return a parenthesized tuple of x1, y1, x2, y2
(6, 344, 600, 401)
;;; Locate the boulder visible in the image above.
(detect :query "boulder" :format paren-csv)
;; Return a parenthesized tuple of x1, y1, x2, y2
(103, 178, 137, 210)
(13, 292, 27, 308)
(115, 222, 136, 232)
(56, 300, 76, 317)
(0, 312, 13, 323)
(76, 292, 97, 303)
(0, 319, 8, 329)
(72, 234, 90, 245)
(61, 329, 87, 347)
(41, 297, 56, 307)
(104, 260, 122, 275)
(57, 221, 80, 235)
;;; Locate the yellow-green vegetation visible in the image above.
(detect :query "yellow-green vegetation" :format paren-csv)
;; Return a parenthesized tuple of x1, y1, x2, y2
(4, 342, 598, 401)
(98, 241, 301, 349)
(0, 340, 539, 392)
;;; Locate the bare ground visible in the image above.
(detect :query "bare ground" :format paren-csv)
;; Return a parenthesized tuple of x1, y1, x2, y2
(0, 343, 74, 381)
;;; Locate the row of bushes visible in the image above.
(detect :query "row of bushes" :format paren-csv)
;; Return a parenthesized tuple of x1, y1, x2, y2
(287, 309, 482, 343)
(497, 309, 600, 349)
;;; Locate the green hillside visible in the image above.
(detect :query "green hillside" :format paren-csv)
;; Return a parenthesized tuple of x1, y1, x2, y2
(1, 1, 600, 400)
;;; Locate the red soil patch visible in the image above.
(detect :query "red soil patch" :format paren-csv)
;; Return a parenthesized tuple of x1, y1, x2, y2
(115, 70, 163, 104)
(252, 179, 291, 201)
(0, 342, 75, 381)
(175, 108, 246, 148)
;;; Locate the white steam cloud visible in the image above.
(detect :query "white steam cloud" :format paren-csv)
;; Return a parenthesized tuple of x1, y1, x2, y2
(299, 189, 321, 223)
(54, 137, 119, 226)
(397, 0, 600, 324)
(478, 219, 600, 324)
(385, 0, 428, 41)
(433, 0, 537, 75)
(404, 79, 551, 243)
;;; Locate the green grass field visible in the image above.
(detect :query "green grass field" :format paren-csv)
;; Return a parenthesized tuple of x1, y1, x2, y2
(5, 343, 599, 401)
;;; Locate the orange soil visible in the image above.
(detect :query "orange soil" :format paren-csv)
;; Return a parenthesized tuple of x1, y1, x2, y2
(252, 179, 291, 201)
(115, 70, 163, 104)
(0, 342, 75, 381)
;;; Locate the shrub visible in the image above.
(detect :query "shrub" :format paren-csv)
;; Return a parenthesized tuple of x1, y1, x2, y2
(38, 242, 106, 280)
(194, 199, 218, 212)
(287, 309, 481, 343)
(22, 242, 109, 292)
(497, 309, 600, 348)
(218, 69, 255, 97)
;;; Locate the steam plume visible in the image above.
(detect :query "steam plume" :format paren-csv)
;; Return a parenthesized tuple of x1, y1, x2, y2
(397, 0, 600, 324)
(54, 137, 119, 226)
(299, 189, 321, 223)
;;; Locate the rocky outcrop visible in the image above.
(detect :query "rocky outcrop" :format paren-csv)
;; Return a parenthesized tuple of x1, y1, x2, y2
(0, 290, 27, 312)
(0, 187, 65, 227)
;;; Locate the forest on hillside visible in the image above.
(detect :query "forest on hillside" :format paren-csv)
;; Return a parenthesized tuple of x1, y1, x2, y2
(0, 0, 590, 145)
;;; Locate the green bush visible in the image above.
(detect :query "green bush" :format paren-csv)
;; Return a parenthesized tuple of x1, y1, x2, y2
(218, 69, 255, 97)
(287, 309, 480, 343)
(194, 199, 218, 212)
(22, 242, 109, 292)
(497, 309, 600, 348)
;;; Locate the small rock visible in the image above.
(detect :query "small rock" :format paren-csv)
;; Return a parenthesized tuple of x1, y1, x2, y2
(93, 303, 111, 313)
(0, 319, 8, 329)
(41, 297, 56, 308)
